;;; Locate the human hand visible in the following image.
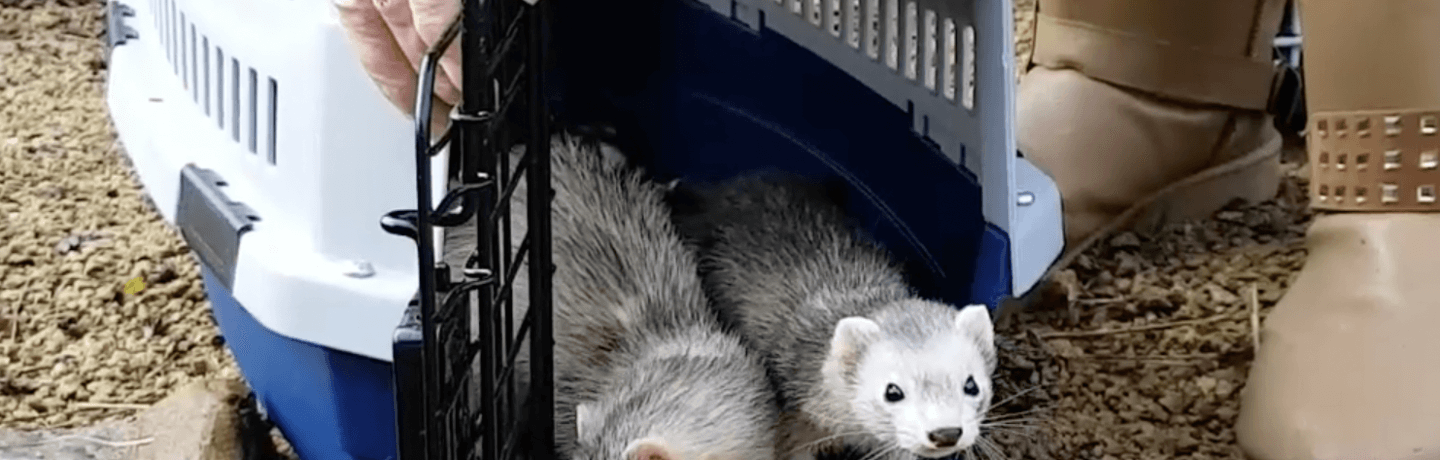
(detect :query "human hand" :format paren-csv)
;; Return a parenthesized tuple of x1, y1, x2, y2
(332, 0, 464, 134)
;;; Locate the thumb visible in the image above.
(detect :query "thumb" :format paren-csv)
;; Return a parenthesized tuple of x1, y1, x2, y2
(372, 0, 463, 109)
(333, 0, 419, 115)
(410, 0, 463, 107)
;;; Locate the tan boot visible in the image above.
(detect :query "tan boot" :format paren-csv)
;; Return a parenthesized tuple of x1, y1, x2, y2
(1235, 1, 1440, 458)
(1018, 0, 1289, 250)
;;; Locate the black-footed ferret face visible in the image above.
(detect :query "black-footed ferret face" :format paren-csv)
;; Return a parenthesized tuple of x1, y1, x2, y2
(832, 303, 997, 458)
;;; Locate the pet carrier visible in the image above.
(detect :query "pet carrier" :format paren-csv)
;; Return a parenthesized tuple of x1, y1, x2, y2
(101, 0, 1306, 455)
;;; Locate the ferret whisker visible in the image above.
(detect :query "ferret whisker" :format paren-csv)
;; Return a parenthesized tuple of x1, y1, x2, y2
(878, 444, 907, 460)
(856, 441, 902, 460)
(981, 424, 1041, 435)
(981, 426, 1039, 437)
(987, 410, 1044, 419)
(975, 435, 1008, 460)
(984, 408, 1047, 421)
(962, 442, 987, 460)
(982, 418, 1042, 427)
(982, 422, 1037, 430)
(783, 431, 871, 455)
(982, 418, 1045, 429)
(990, 385, 1042, 407)
(980, 426, 1036, 440)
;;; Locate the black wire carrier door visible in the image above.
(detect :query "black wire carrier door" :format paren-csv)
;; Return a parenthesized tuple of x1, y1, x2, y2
(380, 0, 556, 459)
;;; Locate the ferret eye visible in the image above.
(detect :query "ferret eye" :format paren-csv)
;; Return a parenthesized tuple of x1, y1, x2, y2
(963, 376, 979, 396)
(884, 383, 905, 402)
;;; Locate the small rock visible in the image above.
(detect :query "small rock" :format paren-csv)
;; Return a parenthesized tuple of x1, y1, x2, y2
(1204, 283, 1240, 305)
(1157, 392, 1186, 414)
(1194, 376, 1218, 395)
(1110, 232, 1141, 248)
(1214, 379, 1237, 399)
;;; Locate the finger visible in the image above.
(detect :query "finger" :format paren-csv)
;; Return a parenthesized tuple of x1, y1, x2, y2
(333, 0, 419, 115)
(410, 0, 464, 106)
(427, 95, 453, 142)
(373, 0, 463, 108)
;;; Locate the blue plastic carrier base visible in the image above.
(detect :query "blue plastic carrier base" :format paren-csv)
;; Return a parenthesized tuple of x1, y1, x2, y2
(202, 266, 399, 460)
(546, 0, 1032, 309)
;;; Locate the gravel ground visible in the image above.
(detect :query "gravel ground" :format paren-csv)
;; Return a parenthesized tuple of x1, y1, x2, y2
(0, 422, 140, 460)
(1, 0, 1312, 459)
(0, 2, 297, 458)
(981, 161, 1311, 460)
(1, 0, 239, 429)
(980, 5, 1312, 458)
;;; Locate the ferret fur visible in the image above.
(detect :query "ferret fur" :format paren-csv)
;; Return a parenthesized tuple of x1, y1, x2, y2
(667, 172, 998, 460)
(440, 134, 781, 460)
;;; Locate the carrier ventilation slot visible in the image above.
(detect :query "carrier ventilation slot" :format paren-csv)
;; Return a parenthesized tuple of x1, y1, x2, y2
(150, 0, 281, 165)
(781, 0, 976, 110)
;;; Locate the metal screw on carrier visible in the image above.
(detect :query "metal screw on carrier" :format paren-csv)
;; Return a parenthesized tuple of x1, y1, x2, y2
(1017, 191, 1036, 207)
(342, 260, 375, 278)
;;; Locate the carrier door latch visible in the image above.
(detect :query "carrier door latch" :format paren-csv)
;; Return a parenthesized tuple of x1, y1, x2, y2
(104, 0, 139, 63)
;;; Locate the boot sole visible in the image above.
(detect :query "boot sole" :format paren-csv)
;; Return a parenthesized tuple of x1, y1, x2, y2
(1120, 136, 1284, 240)
(1008, 131, 1283, 311)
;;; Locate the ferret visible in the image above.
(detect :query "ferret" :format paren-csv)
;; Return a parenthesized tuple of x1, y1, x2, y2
(666, 171, 998, 460)
(440, 134, 781, 460)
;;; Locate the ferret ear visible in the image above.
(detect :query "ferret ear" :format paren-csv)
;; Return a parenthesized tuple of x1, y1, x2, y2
(828, 317, 882, 365)
(574, 402, 597, 440)
(954, 305, 994, 345)
(624, 438, 676, 460)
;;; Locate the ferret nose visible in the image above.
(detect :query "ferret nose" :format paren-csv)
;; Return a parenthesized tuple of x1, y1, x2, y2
(927, 427, 962, 448)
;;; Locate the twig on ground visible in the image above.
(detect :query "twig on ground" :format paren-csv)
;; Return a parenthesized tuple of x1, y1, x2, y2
(1, 301, 20, 352)
(19, 364, 49, 374)
(72, 402, 150, 411)
(0, 434, 154, 449)
(1036, 312, 1244, 339)
(1248, 284, 1262, 352)
(1063, 353, 1219, 361)
(1025, 329, 1054, 355)
(1059, 355, 1213, 366)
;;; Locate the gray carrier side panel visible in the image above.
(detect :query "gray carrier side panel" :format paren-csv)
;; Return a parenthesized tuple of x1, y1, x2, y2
(694, 0, 1067, 297)
(697, 0, 1020, 234)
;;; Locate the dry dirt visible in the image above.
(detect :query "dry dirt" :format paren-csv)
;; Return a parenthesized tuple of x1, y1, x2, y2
(1, 0, 1314, 459)
(1, 0, 239, 429)
(976, 3, 1312, 459)
(0, 1, 297, 458)
(979, 160, 1311, 460)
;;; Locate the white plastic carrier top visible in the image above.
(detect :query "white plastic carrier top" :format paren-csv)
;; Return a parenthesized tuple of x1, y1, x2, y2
(105, 0, 453, 361)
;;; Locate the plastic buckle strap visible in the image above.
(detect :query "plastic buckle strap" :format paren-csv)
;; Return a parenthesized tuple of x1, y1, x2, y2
(1308, 109, 1440, 213)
